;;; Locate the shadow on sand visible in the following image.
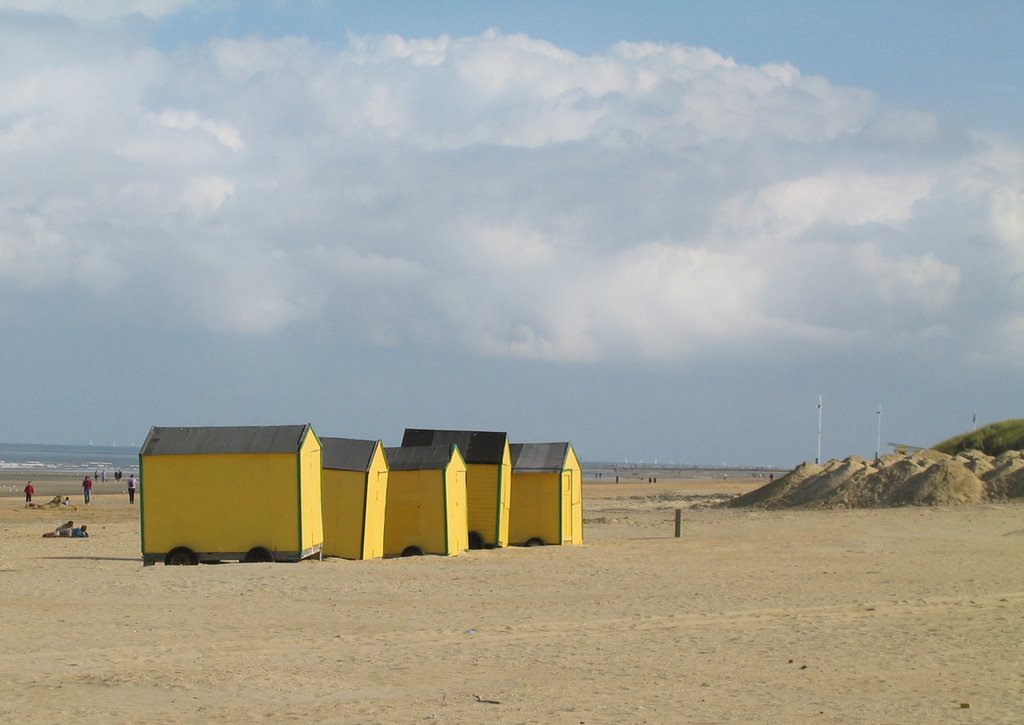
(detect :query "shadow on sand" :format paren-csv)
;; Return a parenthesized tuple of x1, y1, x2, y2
(31, 555, 142, 562)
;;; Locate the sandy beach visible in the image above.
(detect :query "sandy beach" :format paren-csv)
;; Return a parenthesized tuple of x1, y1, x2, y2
(1, 474, 1021, 723)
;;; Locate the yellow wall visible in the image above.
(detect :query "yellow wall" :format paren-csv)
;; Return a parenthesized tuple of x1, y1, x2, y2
(383, 453, 467, 557)
(142, 451, 308, 556)
(321, 469, 366, 559)
(508, 472, 561, 545)
(444, 463, 469, 553)
(362, 445, 389, 559)
(566, 447, 583, 545)
(465, 443, 512, 546)
(321, 443, 388, 560)
(384, 470, 446, 556)
(508, 446, 584, 546)
(298, 431, 324, 552)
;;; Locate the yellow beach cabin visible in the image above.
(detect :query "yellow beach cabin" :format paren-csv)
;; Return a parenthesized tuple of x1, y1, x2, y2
(508, 442, 584, 546)
(401, 429, 511, 549)
(320, 437, 388, 560)
(383, 444, 468, 557)
(139, 425, 323, 565)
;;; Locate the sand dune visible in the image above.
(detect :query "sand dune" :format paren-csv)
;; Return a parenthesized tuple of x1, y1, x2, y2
(727, 449, 1024, 509)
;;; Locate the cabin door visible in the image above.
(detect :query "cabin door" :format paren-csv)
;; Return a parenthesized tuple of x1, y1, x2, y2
(562, 470, 574, 543)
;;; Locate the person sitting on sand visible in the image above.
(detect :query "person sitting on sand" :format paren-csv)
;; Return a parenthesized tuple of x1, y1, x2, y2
(46, 495, 63, 507)
(42, 521, 74, 538)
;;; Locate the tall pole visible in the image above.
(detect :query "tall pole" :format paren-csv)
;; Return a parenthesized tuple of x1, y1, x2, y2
(816, 394, 822, 464)
(876, 404, 882, 462)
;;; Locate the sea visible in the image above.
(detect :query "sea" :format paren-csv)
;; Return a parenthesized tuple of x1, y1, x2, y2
(0, 441, 779, 478)
(583, 462, 781, 480)
(0, 442, 140, 474)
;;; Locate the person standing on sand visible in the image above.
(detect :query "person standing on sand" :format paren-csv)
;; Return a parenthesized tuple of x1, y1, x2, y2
(127, 473, 137, 504)
(24, 481, 34, 504)
(82, 475, 93, 504)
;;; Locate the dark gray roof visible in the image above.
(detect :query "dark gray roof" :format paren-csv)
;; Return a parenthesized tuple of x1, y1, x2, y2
(385, 445, 461, 471)
(140, 425, 312, 456)
(401, 429, 507, 464)
(510, 442, 571, 472)
(321, 437, 379, 472)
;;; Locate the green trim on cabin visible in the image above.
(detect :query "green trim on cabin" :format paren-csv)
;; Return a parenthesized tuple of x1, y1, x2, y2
(494, 459, 504, 545)
(138, 452, 146, 556)
(295, 425, 310, 555)
(560, 445, 568, 543)
(559, 469, 565, 543)
(359, 467, 370, 560)
(317, 431, 323, 554)
(295, 450, 303, 554)
(442, 461, 451, 555)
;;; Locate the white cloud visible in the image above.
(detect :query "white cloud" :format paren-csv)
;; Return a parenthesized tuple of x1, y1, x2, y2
(735, 172, 935, 239)
(0, 213, 123, 290)
(0, 25, 1022, 370)
(182, 176, 236, 218)
(156, 110, 243, 151)
(990, 185, 1024, 268)
(863, 110, 942, 142)
(0, 0, 197, 21)
(855, 245, 961, 312)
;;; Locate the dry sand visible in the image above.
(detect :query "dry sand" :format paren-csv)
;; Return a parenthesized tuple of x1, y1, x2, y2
(1, 475, 1022, 723)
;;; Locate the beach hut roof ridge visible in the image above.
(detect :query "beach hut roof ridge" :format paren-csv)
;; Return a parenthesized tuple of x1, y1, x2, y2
(385, 444, 463, 470)
(510, 442, 572, 472)
(321, 437, 380, 472)
(401, 428, 507, 464)
(140, 425, 312, 456)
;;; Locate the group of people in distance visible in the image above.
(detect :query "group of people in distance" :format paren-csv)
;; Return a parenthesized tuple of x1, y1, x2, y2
(78, 471, 138, 505)
(24, 472, 137, 508)
(24, 469, 141, 539)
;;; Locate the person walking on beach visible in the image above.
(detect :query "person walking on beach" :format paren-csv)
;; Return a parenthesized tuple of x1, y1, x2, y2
(127, 473, 137, 504)
(82, 475, 93, 504)
(24, 481, 34, 504)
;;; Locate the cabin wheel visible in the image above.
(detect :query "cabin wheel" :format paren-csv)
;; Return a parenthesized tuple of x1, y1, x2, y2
(400, 546, 424, 557)
(165, 547, 198, 565)
(467, 531, 485, 550)
(243, 546, 275, 563)
(525, 537, 545, 547)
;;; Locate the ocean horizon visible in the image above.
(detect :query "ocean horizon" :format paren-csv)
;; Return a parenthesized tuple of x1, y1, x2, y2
(0, 441, 139, 474)
(0, 441, 782, 478)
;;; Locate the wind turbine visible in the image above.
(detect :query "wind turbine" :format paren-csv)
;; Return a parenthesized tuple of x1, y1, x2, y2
(816, 395, 822, 464)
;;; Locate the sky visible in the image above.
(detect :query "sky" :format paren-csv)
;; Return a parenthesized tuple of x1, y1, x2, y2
(1, 1, 1022, 466)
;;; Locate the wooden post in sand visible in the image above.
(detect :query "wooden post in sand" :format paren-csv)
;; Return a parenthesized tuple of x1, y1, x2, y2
(674, 509, 682, 538)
